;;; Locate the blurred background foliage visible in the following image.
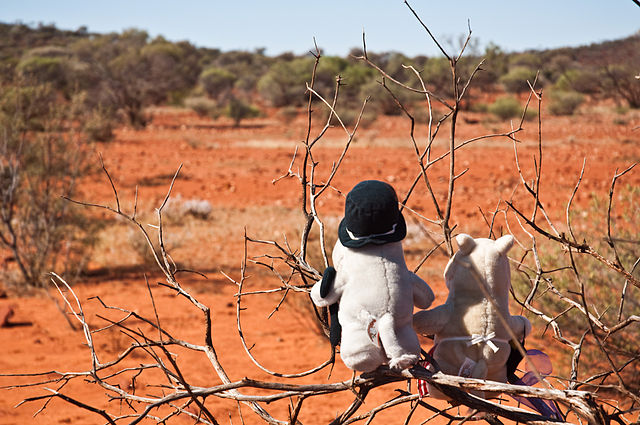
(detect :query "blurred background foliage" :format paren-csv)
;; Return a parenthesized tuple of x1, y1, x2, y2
(0, 21, 639, 290)
(1, 22, 639, 140)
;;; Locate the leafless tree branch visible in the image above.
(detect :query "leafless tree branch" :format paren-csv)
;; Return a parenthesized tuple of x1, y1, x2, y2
(4, 3, 638, 425)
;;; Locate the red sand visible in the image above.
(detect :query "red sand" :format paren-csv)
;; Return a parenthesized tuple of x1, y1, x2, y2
(1, 105, 638, 424)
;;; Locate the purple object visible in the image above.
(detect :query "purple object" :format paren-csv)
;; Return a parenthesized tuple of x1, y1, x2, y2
(510, 349, 562, 420)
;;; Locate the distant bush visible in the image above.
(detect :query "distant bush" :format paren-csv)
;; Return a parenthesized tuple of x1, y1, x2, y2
(0, 81, 98, 289)
(340, 62, 376, 89)
(508, 52, 541, 69)
(469, 102, 489, 113)
(544, 54, 573, 83)
(601, 64, 640, 108)
(499, 66, 538, 93)
(613, 116, 628, 126)
(83, 107, 115, 142)
(314, 56, 349, 98)
(614, 105, 629, 115)
(127, 226, 182, 266)
(488, 97, 522, 119)
(471, 43, 508, 89)
(0, 84, 57, 131)
(225, 97, 260, 127)
(422, 57, 453, 94)
(554, 69, 600, 94)
(141, 38, 202, 101)
(184, 96, 219, 117)
(548, 90, 585, 116)
(68, 30, 202, 129)
(359, 79, 419, 116)
(213, 50, 272, 97)
(16, 55, 69, 92)
(199, 67, 237, 100)
(277, 105, 300, 121)
(325, 106, 378, 129)
(257, 58, 314, 107)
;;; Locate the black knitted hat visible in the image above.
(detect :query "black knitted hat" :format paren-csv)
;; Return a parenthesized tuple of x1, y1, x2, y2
(338, 180, 406, 248)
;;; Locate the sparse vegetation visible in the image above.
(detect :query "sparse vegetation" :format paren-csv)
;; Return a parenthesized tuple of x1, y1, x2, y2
(199, 66, 237, 100)
(514, 185, 640, 386)
(548, 90, 585, 115)
(82, 106, 115, 142)
(0, 79, 98, 290)
(554, 68, 601, 94)
(184, 95, 218, 117)
(225, 96, 260, 127)
(1, 21, 639, 121)
(499, 66, 538, 93)
(488, 96, 522, 119)
(1, 16, 639, 425)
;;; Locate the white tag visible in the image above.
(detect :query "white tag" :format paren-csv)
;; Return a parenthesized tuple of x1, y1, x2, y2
(459, 357, 476, 377)
(367, 318, 380, 347)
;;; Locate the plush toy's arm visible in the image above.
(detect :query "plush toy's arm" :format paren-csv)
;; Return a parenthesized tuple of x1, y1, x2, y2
(413, 304, 451, 336)
(410, 272, 435, 309)
(509, 315, 532, 340)
(310, 268, 344, 307)
(309, 240, 347, 307)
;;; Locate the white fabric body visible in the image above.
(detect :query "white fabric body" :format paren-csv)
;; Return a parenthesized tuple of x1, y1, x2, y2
(311, 240, 434, 372)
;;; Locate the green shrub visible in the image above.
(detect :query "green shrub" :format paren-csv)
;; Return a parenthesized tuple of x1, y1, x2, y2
(68, 91, 117, 142)
(422, 57, 453, 94)
(225, 97, 260, 127)
(314, 56, 349, 98)
(488, 97, 522, 119)
(16, 56, 69, 91)
(499, 66, 538, 93)
(0, 84, 57, 131)
(83, 108, 115, 142)
(548, 90, 584, 116)
(199, 67, 236, 100)
(600, 64, 640, 108)
(325, 106, 378, 129)
(257, 57, 314, 107)
(614, 105, 629, 115)
(513, 185, 640, 383)
(0, 82, 98, 289)
(184, 96, 218, 117)
(554, 69, 600, 94)
(467, 43, 508, 90)
(469, 102, 489, 113)
(508, 52, 541, 69)
(524, 106, 538, 121)
(277, 105, 300, 121)
(359, 79, 420, 116)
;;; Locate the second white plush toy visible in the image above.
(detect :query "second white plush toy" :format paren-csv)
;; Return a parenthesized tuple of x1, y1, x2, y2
(413, 233, 532, 398)
(311, 180, 435, 372)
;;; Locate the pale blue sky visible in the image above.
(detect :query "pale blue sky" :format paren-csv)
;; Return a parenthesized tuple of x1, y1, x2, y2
(3, 1, 639, 56)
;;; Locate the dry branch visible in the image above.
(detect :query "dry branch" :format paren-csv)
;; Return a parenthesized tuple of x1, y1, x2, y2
(4, 2, 639, 425)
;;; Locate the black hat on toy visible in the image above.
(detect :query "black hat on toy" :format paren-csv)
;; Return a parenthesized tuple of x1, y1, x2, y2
(338, 180, 406, 248)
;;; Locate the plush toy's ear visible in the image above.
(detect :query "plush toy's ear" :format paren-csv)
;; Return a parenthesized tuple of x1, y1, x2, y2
(455, 233, 475, 255)
(495, 234, 514, 255)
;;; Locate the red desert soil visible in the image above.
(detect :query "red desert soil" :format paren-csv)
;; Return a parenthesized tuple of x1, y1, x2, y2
(1, 105, 639, 424)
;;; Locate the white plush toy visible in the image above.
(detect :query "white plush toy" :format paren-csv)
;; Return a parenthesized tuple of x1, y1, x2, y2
(310, 180, 434, 372)
(413, 233, 531, 399)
